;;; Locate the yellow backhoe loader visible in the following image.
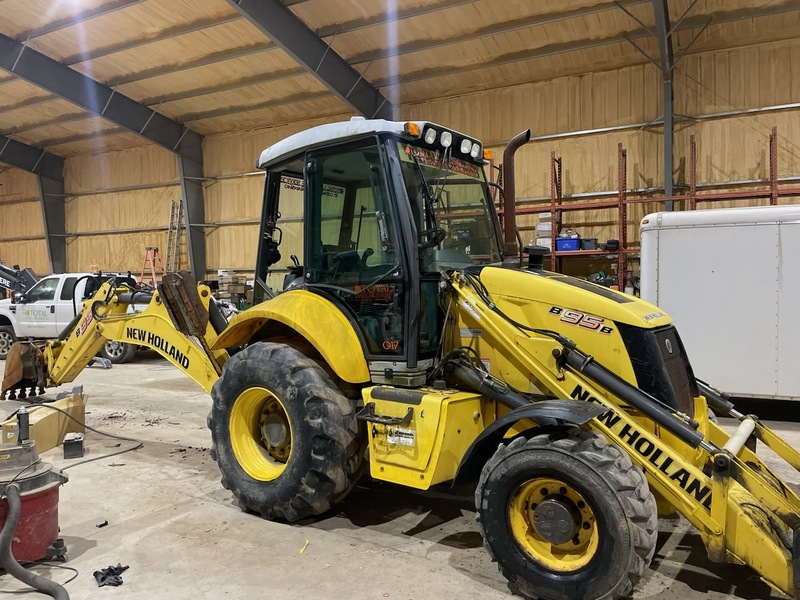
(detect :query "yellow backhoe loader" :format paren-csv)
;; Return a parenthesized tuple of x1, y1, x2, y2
(4, 118, 800, 600)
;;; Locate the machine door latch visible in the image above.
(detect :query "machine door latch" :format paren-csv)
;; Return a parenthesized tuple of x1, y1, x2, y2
(357, 402, 413, 426)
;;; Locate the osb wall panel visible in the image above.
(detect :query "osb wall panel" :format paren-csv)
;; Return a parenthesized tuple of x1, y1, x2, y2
(65, 186, 178, 233)
(676, 38, 800, 115)
(676, 111, 800, 187)
(205, 224, 258, 271)
(0, 202, 44, 238)
(67, 231, 168, 274)
(204, 177, 263, 223)
(204, 113, 353, 176)
(0, 240, 49, 274)
(64, 144, 178, 193)
(0, 167, 38, 203)
(400, 64, 662, 146)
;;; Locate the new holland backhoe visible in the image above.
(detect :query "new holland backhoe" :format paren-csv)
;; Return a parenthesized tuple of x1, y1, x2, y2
(4, 117, 800, 600)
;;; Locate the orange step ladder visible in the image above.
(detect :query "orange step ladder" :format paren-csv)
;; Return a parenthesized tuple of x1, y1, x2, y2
(140, 246, 165, 287)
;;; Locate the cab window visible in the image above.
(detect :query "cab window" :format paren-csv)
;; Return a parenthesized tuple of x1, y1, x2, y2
(60, 277, 78, 301)
(26, 277, 59, 302)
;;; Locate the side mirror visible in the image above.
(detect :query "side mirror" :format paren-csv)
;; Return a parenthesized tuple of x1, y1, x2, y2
(12, 292, 26, 304)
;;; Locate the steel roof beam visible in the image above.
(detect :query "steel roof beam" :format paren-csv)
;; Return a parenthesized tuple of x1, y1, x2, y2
(100, 0, 800, 117)
(0, 32, 203, 160)
(0, 33, 208, 277)
(224, 0, 393, 119)
(0, 134, 63, 180)
(5, 0, 795, 139)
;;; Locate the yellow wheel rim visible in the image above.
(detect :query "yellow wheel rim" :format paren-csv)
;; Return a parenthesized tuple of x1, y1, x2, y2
(508, 477, 599, 572)
(229, 387, 292, 481)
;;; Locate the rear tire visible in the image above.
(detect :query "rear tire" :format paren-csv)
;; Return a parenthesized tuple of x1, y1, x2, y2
(99, 341, 137, 364)
(208, 342, 361, 521)
(476, 429, 657, 600)
(0, 326, 16, 361)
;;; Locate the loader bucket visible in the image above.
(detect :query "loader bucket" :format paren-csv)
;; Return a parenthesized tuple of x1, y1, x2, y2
(1, 342, 46, 400)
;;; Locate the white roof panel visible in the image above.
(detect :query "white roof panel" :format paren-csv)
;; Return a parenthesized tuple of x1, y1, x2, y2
(257, 117, 478, 168)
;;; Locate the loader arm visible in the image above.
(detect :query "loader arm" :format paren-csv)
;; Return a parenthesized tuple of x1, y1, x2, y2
(2, 272, 227, 398)
(447, 269, 800, 597)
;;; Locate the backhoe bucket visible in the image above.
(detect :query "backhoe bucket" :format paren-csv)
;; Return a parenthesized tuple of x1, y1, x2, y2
(158, 270, 209, 338)
(2, 342, 46, 400)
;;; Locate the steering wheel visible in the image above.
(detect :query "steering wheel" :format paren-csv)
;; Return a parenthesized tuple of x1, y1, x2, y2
(418, 227, 447, 251)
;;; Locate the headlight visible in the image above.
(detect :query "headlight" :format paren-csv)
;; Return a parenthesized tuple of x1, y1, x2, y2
(424, 128, 437, 145)
(460, 139, 472, 154)
(470, 143, 481, 159)
(440, 131, 453, 147)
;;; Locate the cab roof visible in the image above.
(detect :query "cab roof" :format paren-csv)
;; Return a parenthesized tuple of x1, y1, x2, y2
(257, 117, 469, 168)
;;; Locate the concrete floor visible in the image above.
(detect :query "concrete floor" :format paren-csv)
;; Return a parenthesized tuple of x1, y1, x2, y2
(0, 352, 796, 599)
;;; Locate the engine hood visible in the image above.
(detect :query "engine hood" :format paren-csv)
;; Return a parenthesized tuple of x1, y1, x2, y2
(478, 266, 672, 329)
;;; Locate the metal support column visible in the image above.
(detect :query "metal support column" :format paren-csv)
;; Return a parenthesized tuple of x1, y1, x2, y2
(177, 155, 207, 279)
(38, 174, 66, 273)
(617, 143, 628, 289)
(689, 134, 697, 210)
(651, 0, 675, 210)
(769, 126, 778, 205)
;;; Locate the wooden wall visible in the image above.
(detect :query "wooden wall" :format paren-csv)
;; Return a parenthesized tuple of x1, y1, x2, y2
(0, 167, 50, 274)
(63, 144, 184, 274)
(2, 36, 799, 282)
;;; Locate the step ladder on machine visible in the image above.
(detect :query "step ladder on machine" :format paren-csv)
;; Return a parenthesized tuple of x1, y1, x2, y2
(165, 199, 183, 273)
(141, 247, 165, 288)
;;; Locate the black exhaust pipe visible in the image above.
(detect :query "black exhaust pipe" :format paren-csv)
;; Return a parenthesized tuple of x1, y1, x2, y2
(502, 129, 531, 258)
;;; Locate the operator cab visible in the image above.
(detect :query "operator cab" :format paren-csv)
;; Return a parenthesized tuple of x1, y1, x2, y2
(255, 117, 503, 386)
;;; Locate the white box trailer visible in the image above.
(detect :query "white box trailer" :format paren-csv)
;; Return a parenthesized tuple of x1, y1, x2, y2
(640, 205, 800, 400)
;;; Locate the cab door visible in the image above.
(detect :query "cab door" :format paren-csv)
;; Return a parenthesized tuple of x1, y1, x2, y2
(303, 141, 407, 360)
(15, 277, 60, 338)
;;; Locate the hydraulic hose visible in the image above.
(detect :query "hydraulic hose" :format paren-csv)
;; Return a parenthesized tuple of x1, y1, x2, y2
(0, 485, 69, 600)
(445, 360, 529, 410)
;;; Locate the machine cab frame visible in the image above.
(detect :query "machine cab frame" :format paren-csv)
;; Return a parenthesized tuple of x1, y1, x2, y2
(254, 118, 503, 386)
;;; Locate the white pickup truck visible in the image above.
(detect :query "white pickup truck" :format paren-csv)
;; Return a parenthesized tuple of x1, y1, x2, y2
(0, 272, 141, 363)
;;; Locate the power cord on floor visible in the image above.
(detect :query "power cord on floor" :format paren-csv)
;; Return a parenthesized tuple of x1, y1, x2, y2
(0, 402, 145, 597)
(0, 563, 79, 595)
(8, 402, 143, 469)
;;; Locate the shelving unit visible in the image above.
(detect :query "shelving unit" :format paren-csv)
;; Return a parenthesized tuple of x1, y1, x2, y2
(540, 143, 633, 288)
(502, 125, 800, 291)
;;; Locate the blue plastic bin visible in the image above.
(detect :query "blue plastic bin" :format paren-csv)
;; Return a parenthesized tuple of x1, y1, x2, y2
(556, 238, 580, 252)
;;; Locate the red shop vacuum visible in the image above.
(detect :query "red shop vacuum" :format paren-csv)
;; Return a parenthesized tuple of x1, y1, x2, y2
(0, 406, 69, 599)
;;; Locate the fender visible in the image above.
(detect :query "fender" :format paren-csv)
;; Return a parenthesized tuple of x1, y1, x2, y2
(0, 303, 18, 328)
(452, 400, 605, 486)
(212, 289, 370, 384)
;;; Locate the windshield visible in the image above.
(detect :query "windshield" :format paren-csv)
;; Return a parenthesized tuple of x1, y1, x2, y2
(396, 142, 503, 271)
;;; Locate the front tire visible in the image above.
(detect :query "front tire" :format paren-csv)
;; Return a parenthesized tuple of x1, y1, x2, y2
(476, 429, 657, 600)
(208, 342, 361, 521)
(0, 326, 16, 360)
(99, 341, 137, 364)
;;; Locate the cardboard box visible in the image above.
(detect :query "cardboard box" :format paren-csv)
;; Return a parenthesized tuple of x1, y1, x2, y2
(2, 392, 86, 453)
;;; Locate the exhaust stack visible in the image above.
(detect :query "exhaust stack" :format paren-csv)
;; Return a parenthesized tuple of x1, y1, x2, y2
(501, 129, 532, 258)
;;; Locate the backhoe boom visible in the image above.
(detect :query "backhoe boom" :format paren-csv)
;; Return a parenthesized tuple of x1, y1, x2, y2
(2, 272, 227, 398)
